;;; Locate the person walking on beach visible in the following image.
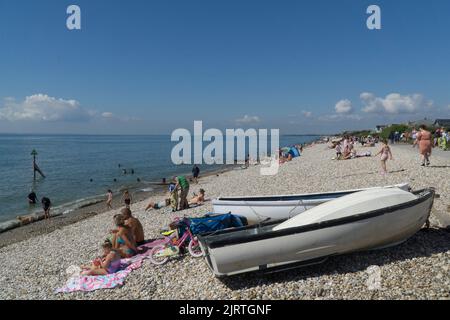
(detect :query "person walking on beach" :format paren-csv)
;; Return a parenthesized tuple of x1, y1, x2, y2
(174, 175, 190, 210)
(192, 165, 200, 184)
(122, 190, 132, 208)
(374, 139, 393, 175)
(414, 125, 432, 166)
(41, 197, 51, 219)
(106, 190, 113, 210)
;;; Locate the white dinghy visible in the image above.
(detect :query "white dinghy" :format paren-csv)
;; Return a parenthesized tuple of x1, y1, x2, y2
(212, 183, 409, 225)
(199, 188, 434, 277)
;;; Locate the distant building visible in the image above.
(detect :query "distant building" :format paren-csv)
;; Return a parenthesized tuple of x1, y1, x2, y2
(408, 118, 434, 128)
(434, 119, 450, 128)
(375, 125, 387, 133)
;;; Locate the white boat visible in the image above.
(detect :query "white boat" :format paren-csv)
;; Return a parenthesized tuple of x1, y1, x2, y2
(199, 188, 434, 277)
(212, 183, 409, 225)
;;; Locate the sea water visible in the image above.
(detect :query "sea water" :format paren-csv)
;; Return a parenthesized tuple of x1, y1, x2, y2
(0, 134, 319, 222)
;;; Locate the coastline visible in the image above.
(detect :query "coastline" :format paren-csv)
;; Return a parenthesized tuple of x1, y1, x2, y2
(0, 165, 238, 248)
(0, 136, 322, 240)
(0, 142, 449, 299)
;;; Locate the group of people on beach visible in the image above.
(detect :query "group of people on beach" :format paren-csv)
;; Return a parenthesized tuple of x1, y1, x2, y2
(107, 176, 205, 214)
(27, 191, 52, 220)
(331, 124, 438, 175)
(81, 172, 206, 276)
(81, 207, 144, 276)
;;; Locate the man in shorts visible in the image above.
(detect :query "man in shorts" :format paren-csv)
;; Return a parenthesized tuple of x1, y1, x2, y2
(41, 197, 51, 219)
(174, 176, 190, 210)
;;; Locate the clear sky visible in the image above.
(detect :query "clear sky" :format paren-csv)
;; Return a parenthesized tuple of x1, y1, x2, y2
(0, 0, 449, 134)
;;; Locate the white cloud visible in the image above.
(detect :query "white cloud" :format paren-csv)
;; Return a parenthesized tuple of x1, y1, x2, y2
(301, 110, 312, 118)
(361, 92, 432, 114)
(235, 115, 261, 124)
(335, 99, 353, 114)
(319, 113, 362, 121)
(0, 94, 91, 122)
(0, 94, 137, 123)
(101, 112, 114, 118)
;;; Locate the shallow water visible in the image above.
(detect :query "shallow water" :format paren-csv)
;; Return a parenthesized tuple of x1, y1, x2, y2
(0, 134, 319, 222)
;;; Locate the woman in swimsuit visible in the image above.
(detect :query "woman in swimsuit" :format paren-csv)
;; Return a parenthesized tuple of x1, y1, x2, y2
(374, 139, 393, 175)
(122, 190, 132, 208)
(111, 214, 137, 258)
(81, 240, 121, 276)
(189, 189, 205, 205)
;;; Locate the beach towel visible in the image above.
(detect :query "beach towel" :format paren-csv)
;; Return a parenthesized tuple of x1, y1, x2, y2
(55, 242, 157, 293)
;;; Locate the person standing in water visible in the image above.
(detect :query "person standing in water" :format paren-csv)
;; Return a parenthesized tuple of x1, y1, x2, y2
(28, 191, 37, 205)
(122, 190, 132, 208)
(41, 197, 51, 219)
(374, 139, 393, 175)
(106, 190, 113, 210)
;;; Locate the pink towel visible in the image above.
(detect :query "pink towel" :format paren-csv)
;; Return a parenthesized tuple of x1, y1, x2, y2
(56, 241, 161, 293)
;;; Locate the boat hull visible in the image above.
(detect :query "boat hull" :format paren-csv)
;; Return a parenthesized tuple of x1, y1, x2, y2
(200, 189, 434, 277)
(212, 183, 409, 225)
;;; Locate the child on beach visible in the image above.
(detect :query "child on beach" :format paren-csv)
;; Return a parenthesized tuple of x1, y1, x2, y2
(106, 190, 113, 209)
(335, 143, 342, 159)
(168, 183, 178, 212)
(374, 139, 393, 175)
(81, 240, 121, 276)
(41, 197, 51, 219)
(122, 190, 132, 208)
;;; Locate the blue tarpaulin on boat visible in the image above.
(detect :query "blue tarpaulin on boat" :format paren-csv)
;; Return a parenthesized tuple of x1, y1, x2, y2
(188, 213, 246, 235)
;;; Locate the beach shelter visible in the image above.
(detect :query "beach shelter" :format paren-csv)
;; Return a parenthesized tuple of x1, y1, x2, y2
(288, 147, 300, 158)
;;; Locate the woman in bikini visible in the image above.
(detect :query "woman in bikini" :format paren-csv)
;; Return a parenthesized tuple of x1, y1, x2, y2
(374, 139, 393, 175)
(111, 214, 137, 258)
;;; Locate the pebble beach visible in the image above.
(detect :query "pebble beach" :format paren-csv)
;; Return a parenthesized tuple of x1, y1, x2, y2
(0, 143, 449, 300)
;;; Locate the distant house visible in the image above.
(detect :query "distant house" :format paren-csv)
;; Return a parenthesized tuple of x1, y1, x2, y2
(434, 119, 450, 128)
(375, 125, 387, 133)
(408, 118, 434, 128)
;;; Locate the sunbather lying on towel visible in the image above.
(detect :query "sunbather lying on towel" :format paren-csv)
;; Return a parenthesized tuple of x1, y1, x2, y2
(189, 189, 205, 205)
(145, 199, 170, 211)
(81, 240, 122, 276)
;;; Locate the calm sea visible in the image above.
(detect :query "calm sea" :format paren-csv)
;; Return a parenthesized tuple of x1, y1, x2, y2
(0, 134, 320, 222)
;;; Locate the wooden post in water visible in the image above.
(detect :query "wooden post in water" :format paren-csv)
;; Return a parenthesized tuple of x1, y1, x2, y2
(31, 149, 45, 180)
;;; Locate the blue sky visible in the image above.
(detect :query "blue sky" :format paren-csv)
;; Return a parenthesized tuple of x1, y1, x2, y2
(0, 0, 449, 134)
